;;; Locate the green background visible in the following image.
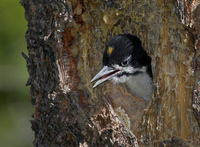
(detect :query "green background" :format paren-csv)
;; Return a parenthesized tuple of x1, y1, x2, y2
(0, 0, 33, 146)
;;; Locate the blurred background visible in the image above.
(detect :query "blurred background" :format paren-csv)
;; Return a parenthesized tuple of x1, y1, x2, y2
(0, 0, 33, 147)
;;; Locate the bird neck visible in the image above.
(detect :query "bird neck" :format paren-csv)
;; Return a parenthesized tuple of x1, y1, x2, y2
(125, 72, 153, 102)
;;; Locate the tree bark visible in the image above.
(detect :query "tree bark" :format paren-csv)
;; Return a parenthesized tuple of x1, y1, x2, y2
(21, 0, 200, 146)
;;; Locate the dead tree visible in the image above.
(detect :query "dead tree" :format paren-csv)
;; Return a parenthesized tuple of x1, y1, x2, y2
(21, 0, 200, 146)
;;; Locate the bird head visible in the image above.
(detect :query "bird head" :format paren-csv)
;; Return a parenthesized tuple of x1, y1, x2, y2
(91, 34, 152, 88)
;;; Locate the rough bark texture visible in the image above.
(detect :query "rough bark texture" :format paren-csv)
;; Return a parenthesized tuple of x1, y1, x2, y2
(21, 0, 200, 146)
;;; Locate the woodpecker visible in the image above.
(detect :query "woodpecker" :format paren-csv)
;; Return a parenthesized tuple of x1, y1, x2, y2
(91, 34, 153, 102)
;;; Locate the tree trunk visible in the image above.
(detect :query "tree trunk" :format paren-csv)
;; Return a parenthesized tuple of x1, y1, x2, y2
(21, 0, 200, 146)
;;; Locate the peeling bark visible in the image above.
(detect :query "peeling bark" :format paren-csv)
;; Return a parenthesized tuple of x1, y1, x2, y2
(21, 0, 200, 146)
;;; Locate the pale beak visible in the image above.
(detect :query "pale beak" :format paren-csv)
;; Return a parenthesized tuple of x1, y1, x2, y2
(91, 66, 120, 88)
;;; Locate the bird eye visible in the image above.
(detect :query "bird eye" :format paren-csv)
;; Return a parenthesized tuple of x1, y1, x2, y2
(121, 59, 128, 66)
(121, 55, 132, 66)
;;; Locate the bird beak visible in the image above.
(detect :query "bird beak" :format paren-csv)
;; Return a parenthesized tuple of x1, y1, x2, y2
(91, 66, 120, 88)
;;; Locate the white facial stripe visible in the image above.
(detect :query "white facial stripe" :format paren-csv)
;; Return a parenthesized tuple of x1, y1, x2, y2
(112, 64, 147, 74)
(110, 65, 147, 84)
(111, 75, 131, 84)
(126, 55, 132, 63)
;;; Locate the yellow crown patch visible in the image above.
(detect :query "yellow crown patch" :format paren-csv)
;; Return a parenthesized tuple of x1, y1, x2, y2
(107, 47, 114, 56)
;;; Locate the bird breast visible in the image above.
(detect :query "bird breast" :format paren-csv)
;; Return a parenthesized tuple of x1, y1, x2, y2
(125, 72, 154, 102)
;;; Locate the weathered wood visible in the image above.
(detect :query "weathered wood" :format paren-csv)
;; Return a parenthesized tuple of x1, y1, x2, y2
(21, 0, 200, 146)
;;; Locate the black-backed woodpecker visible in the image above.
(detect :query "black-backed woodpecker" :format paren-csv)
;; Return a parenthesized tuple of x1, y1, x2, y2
(91, 34, 153, 102)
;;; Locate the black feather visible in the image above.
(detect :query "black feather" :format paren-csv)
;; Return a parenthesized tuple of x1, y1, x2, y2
(103, 34, 152, 77)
